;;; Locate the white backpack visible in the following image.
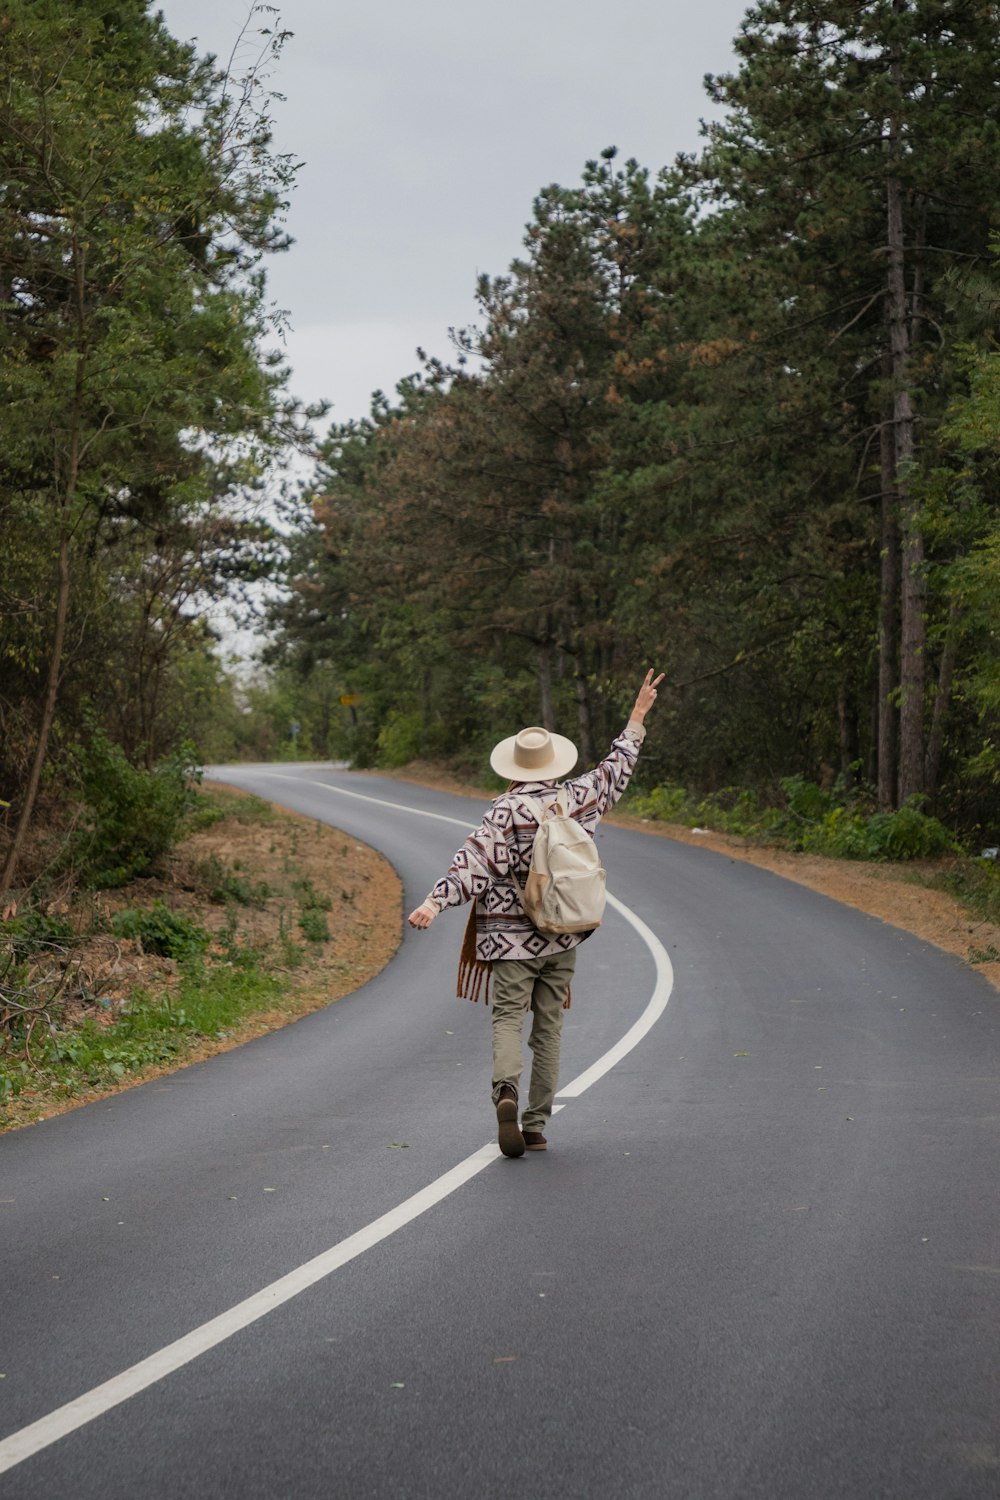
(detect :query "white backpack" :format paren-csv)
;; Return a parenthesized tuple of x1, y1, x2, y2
(519, 795, 607, 935)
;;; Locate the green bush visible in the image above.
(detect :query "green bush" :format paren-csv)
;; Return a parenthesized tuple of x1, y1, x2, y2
(291, 877, 331, 912)
(860, 803, 957, 860)
(629, 783, 694, 822)
(197, 854, 270, 907)
(797, 806, 872, 859)
(298, 908, 330, 942)
(781, 775, 838, 824)
(111, 901, 209, 960)
(793, 798, 955, 860)
(72, 732, 199, 887)
(3, 907, 76, 960)
(186, 795, 227, 832)
(376, 710, 424, 768)
(630, 775, 958, 862)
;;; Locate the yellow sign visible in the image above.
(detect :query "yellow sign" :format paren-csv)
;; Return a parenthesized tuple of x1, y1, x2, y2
(339, 693, 361, 706)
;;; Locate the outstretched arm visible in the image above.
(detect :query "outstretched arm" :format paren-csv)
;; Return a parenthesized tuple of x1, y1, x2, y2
(407, 804, 510, 930)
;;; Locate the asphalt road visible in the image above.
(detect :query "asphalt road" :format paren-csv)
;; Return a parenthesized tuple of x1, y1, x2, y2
(1, 762, 998, 1499)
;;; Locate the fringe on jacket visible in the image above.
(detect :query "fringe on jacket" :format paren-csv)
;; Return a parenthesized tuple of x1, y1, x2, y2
(457, 904, 570, 1009)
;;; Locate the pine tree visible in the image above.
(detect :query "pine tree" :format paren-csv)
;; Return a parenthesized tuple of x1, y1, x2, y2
(690, 0, 1000, 804)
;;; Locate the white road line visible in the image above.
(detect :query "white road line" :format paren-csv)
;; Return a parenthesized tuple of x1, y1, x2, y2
(556, 891, 672, 1097)
(0, 769, 673, 1477)
(221, 769, 475, 830)
(0, 1148, 498, 1477)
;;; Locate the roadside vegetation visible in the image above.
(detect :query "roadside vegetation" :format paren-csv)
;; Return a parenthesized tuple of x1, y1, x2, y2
(627, 776, 959, 862)
(624, 774, 1000, 943)
(0, 784, 400, 1130)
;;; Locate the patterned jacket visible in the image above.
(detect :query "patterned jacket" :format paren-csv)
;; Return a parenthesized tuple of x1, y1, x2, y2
(426, 721, 646, 962)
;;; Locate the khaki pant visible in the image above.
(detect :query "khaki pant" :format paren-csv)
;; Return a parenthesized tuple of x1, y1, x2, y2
(490, 950, 577, 1133)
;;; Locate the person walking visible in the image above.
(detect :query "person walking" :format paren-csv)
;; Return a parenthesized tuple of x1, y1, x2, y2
(408, 669, 663, 1158)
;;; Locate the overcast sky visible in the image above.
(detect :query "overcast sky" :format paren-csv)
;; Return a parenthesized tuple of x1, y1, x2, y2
(155, 0, 750, 429)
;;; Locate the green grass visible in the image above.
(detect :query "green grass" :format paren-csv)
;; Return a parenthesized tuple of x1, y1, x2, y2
(292, 875, 331, 943)
(292, 876, 332, 912)
(926, 857, 1000, 926)
(188, 788, 279, 829)
(0, 954, 283, 1112)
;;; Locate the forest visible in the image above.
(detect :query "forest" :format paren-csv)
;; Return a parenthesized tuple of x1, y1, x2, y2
(5, 0, 1000, 909)
(266, 0, 1000, 837)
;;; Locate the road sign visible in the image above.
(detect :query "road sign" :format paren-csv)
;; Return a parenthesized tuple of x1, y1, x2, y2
(339, 694, 362, 706)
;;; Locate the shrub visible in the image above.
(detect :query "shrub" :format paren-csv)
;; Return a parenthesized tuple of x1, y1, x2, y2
(797, 806, 872, 859)
(629, 775, 958, 862)
(291, 877, 331, 912)
(3, 907, 76, 961)
(860, 802, 957, 860)
(196, 854, 270, 907)
(111, 902, 209, 960)
(186, 795, 227, 832)
(780, 775, 838, 824)
(72, 732, 199, 887)
(629, 784, 694, 822)
(299, 908, 330, 942)
(376, 711, 424, 768)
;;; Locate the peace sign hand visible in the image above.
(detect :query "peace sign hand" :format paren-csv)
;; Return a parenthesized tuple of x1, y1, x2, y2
(631, 669, 665, 722)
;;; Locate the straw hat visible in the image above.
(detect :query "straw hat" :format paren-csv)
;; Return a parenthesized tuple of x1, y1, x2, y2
(490, 725, 578, 782)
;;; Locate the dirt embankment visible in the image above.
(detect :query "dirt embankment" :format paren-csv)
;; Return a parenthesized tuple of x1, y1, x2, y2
(1, 785, 403, 1129)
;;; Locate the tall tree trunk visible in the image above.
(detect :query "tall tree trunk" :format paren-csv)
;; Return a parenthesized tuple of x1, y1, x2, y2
(0, 241, 86, 901)
(538, 630, 555, 730)
(888, 29, 925, 804)
(877, 370, 900, 810)
(867, 676, 879, 787)
(924, 601, 961, 801)
(894, 385, 924, 801)
(837, 676, 857, 786)
(0, 491, 76, 901)
(319, 687, 332, 758)
(572, 645, 594, 765)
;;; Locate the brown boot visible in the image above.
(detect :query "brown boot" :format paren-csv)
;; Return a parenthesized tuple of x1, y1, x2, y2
(495, 1086, 524, 1159)
(522, 1130, 547, 1151)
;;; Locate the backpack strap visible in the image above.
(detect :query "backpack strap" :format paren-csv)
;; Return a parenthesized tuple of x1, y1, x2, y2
(513, 793, 561, 902)
(519, 792, 565, 822)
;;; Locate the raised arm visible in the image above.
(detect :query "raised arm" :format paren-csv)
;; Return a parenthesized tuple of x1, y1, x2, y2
(630, 668, 665, 727)
(563, 668, 665, 822)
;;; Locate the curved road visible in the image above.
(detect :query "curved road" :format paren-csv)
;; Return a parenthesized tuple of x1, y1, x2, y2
(1, 763, 998, 1499)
